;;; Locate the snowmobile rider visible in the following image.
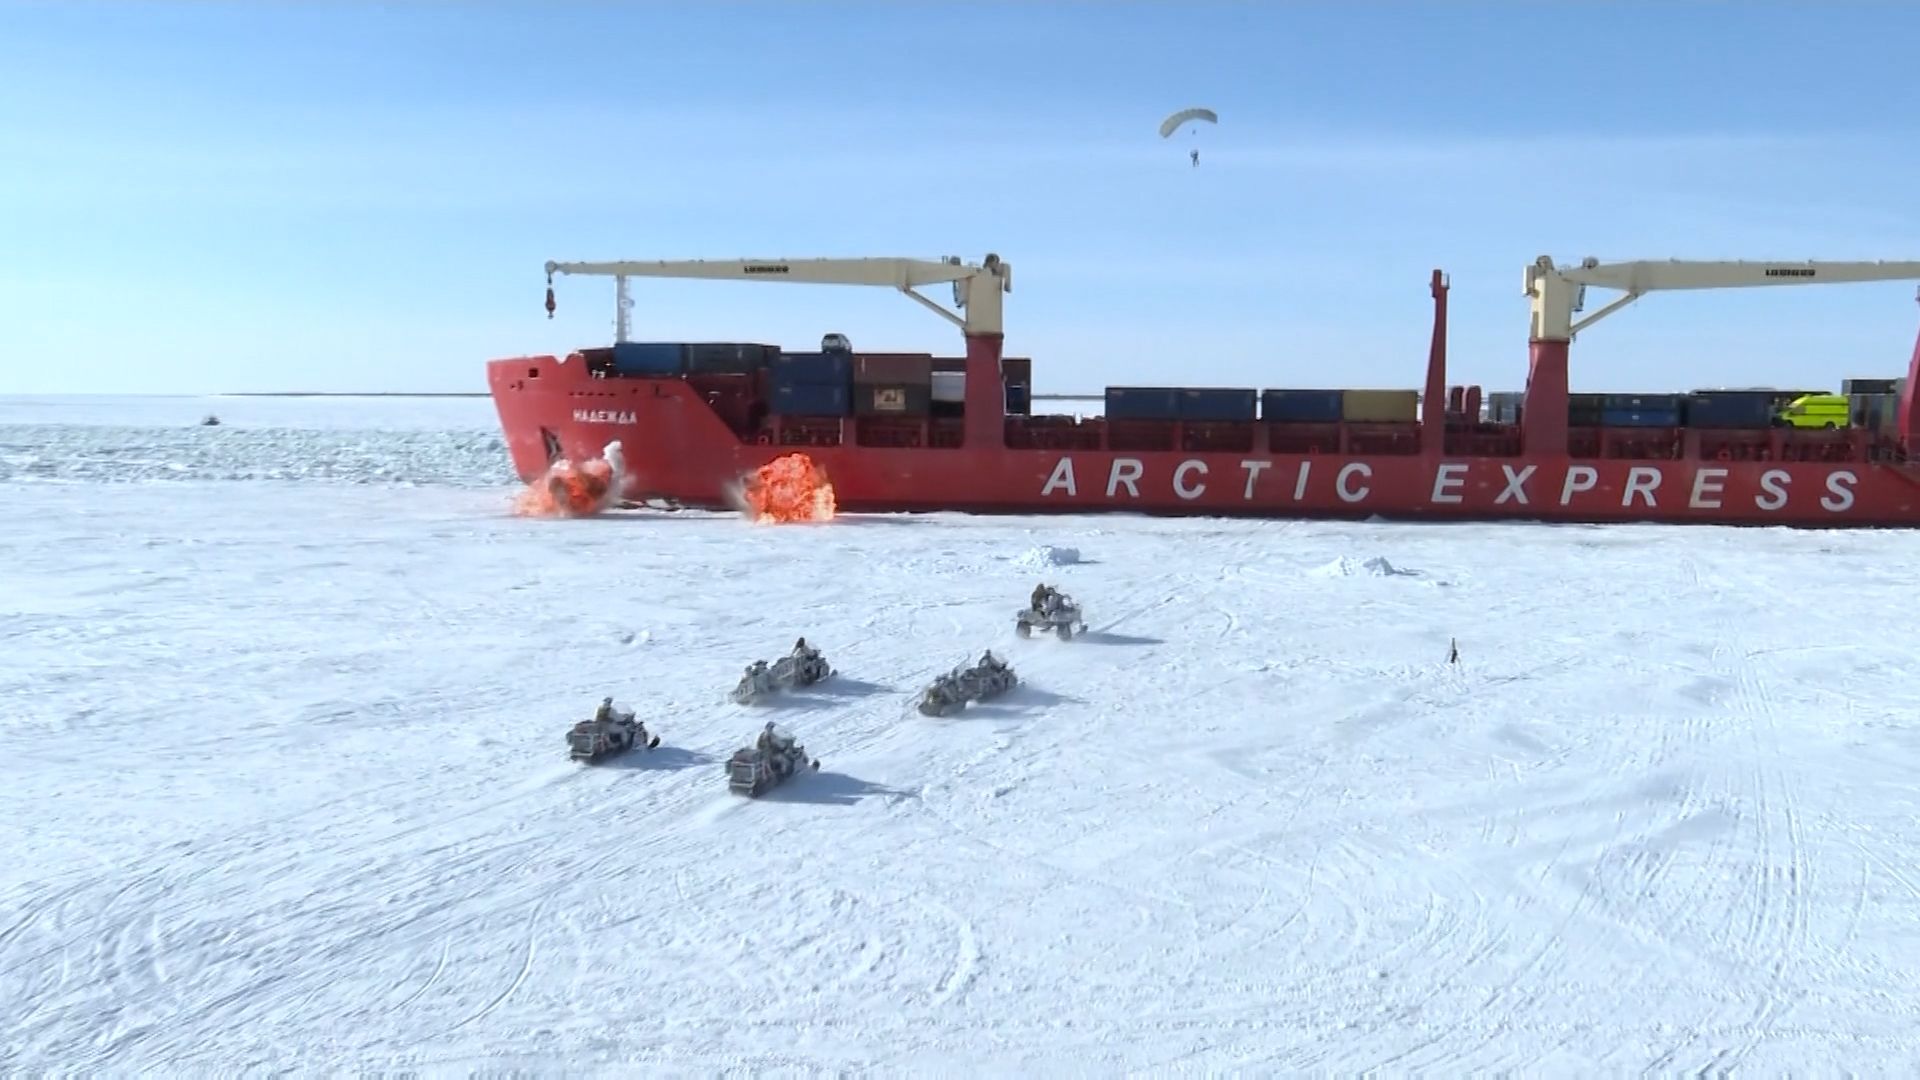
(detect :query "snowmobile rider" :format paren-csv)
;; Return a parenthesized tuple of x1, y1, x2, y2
(594, 697, 615, 724)
(1030, 584, 1054, 613)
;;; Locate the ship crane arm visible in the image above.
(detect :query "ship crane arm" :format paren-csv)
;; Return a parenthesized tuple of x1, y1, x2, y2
(543, 255, 1013, 342)
(1526, 256, 1920, 341)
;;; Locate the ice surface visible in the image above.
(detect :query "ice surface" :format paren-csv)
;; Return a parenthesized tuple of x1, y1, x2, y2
(7, 395, 1920, 1072)
(1314, 554, 1420, 578)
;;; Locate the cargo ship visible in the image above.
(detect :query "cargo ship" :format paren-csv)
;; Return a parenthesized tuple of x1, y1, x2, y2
(487, 252, 1920, 527)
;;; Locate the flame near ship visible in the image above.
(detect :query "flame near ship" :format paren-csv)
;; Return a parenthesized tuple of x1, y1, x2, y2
(513, 441, 627, 518)
(735, 453, 837, 524)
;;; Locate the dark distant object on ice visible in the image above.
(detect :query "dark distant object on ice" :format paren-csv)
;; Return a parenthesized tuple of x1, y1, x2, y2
(200, 415, 220, 426)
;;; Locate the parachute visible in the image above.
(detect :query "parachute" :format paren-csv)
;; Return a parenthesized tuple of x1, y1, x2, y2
(1158, 107, 1218, 139)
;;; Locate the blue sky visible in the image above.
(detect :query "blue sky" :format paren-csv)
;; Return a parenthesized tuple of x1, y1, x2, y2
(3, 0, 1918, 396)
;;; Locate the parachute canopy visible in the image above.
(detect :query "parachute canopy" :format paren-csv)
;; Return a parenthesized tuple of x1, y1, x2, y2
(1158, 107, 1218, 139)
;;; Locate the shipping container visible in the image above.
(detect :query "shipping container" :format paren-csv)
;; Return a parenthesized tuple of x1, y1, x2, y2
(768, 351, 852, 386)
(1601, 393, 1683, 412)
(852, 353, 934, 385)
(1683, 392, 1777, 429)
(1842, 378, 1900, 396)
(853, 382, 933, 416)
(610, 342, 688, 376)
(1105, 386, 1182, 420)
(686, 342, 776, 374)
(1343, 389, 1419, 423)
(1260, 389, 1344, 423)
(1177, 388, 1257, 422)
(1851, 393, 1898, 432)
(1568, 393, 1605, 425)
(1487, 391, 1525, 423)
(1005, 383, 1030, 415)
(1600, 407, 1681, 428)
(769, 380, 851, 417)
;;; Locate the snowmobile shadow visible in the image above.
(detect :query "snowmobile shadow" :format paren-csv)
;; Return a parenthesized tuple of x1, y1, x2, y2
(752, 678, 895, 711)
(797, 676, 892, 698)
(962, 684, 1086, 717)
(1075, 629, 1164, 646)
(761, 771, 915, 807)
(605, 746, 717, 772)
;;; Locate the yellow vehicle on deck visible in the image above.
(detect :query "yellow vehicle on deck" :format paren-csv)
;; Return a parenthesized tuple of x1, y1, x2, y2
(1777, 393, 1850, 429)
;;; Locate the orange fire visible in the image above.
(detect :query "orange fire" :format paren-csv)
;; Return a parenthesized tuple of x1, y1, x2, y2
(513, 442, 626, 518)
(738, 453, 836, 524)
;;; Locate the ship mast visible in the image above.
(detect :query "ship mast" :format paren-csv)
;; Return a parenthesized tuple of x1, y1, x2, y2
(1521, 256, 1920, 455)
(543, 254, 1014, 344)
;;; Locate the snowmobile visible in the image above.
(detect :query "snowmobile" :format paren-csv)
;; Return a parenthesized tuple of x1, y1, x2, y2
(729, 638, 833, 704)
(1015, 585, 1086, 641)
(770, 638, 832, 688)
(726, 722, 820, 796)
(917, 650, 1019, 717)
(730, 660, 777, 705)
(566, 699, 660, 763)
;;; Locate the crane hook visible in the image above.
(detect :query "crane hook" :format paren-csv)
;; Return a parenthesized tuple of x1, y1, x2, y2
(545, 286, 556, 319)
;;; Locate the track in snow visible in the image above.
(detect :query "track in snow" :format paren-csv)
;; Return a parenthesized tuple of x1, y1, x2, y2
(6, 443, 1920, 1070)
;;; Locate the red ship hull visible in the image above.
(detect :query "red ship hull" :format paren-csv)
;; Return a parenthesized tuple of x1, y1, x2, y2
(488, 271, 1920, 528)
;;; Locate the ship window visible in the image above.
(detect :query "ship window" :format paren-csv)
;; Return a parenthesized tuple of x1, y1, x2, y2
(528, 366, 540, 378)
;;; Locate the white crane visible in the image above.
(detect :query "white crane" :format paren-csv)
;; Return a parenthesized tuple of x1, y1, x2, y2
(543, 254, 1013, 344)
(1526, 255, 1920, 342)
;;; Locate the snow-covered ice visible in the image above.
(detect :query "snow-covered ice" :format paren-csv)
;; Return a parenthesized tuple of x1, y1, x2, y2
(6, 394, 1920, 1072)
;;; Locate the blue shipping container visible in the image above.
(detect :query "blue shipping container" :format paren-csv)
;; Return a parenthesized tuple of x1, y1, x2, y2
(1178, 388, 1258, 422)
(688, 342, 776, 374)
(610, 342, 688, 376)
(769, 351, 852, 386)
(769, 380, 851, 417)
(1261, 389, 1344, 423)
(1005, 383, 1030, 415)
(1105, 387, 1182, 420)
(1685, 393, 1776, 429)
(1602, 393, 1683, 411)
(1601, 407, 1682, 428)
